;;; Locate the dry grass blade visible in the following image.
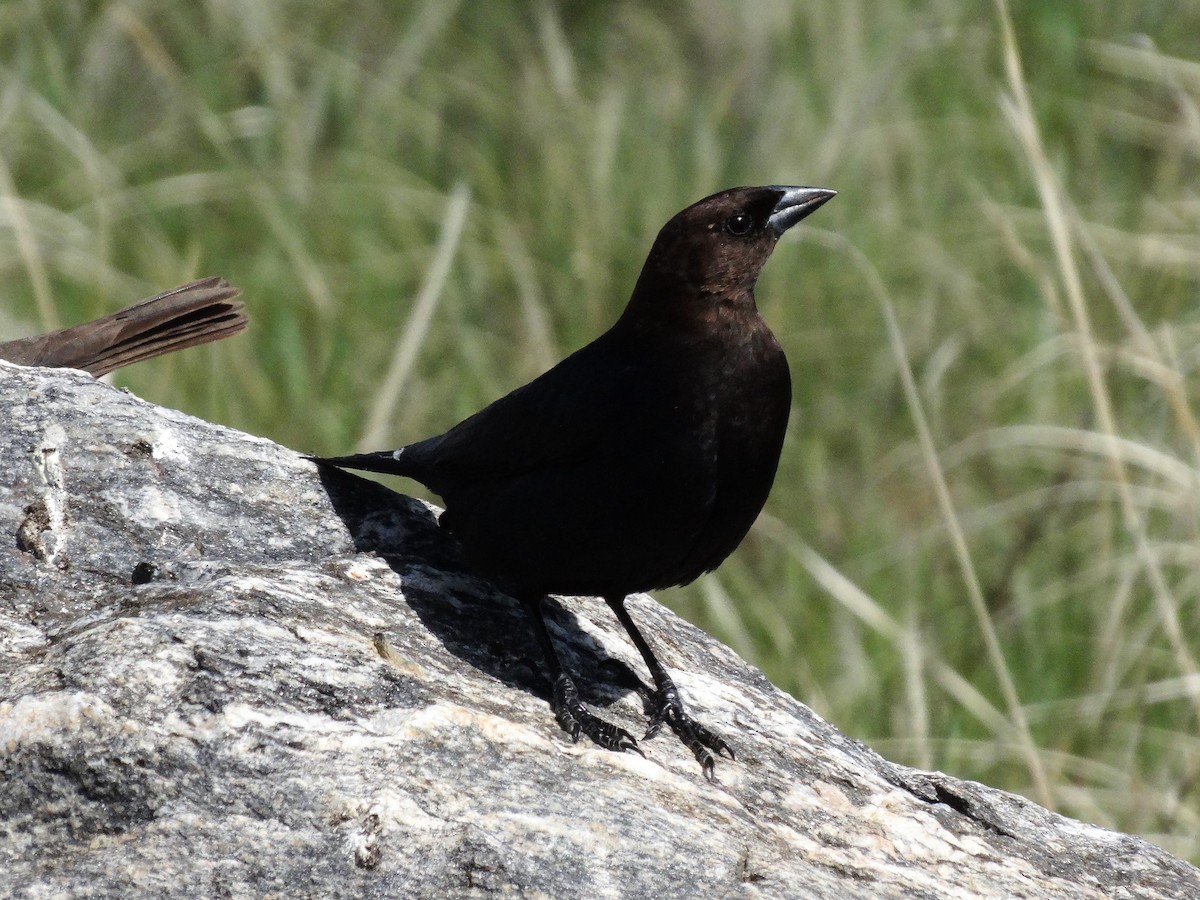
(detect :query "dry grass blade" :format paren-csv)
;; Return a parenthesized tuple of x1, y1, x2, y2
(994, 0, 1200, 721)
(358, 183, 471, 450)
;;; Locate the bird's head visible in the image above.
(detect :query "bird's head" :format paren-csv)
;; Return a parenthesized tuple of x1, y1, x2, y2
(624, 185, 835, 329)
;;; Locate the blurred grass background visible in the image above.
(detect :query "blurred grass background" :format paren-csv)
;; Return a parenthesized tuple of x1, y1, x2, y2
(2, 0, 1199, 860)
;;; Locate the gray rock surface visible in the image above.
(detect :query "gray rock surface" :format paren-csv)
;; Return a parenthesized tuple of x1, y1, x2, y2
(2, 360, 1197, 899)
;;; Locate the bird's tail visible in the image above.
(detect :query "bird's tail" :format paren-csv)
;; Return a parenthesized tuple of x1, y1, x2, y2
(0, 277, 245, 376)
(307, 451, 412, 477)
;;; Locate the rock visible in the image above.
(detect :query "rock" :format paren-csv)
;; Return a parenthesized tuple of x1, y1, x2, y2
(1, 361, 1197, 899)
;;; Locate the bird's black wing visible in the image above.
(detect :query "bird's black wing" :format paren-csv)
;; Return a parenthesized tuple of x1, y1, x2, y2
(314, 329, 645, 495)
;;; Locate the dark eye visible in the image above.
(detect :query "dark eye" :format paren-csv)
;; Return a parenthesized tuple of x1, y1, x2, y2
(724, 211, 753, 236)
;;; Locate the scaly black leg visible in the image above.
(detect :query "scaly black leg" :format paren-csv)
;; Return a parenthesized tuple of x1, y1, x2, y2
(607, 595, 734, 780)
(521, 595, 640, 754)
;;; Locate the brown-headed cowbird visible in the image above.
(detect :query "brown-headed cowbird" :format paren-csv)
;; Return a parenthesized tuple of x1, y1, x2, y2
(0, 277, 245, 376)
(313, 185, 834, 777)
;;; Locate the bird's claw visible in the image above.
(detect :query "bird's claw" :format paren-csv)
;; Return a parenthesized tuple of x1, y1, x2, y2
(645, 683, 734, 780)
(552, 673, 642, 755)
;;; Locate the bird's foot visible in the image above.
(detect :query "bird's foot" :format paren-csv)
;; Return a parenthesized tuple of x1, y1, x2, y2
(645, 678, 734, 780)
(552, 673, 641, 755)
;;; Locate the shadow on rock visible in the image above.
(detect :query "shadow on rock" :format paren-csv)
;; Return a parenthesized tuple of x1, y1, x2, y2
(314, 464, 646, 714)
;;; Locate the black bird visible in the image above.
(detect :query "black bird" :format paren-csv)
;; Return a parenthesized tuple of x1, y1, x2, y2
(0, 277, 245, 376)
(313, 185, 834, 777)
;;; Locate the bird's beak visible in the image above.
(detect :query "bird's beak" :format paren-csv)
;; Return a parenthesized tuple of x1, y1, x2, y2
(767, 186, 837, 237)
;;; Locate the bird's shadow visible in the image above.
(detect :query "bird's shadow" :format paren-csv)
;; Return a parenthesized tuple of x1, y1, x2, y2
(314, 465, 646, 712)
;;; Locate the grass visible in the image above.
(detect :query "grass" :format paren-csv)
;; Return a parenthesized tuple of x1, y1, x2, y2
(2, 0, 1199, 861)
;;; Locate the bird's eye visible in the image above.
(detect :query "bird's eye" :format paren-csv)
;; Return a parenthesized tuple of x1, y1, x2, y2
(725, 212, 753, 236)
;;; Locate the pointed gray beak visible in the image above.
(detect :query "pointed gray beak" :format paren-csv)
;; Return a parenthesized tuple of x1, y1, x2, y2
(767, 186, 837, 237)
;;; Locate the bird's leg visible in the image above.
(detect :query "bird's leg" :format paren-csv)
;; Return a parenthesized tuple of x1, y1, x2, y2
(520, 595, 640, 755)
(607, 595, 734, 779)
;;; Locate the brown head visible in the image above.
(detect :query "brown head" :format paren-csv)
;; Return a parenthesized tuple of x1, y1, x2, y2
(621, 185, 835, 330)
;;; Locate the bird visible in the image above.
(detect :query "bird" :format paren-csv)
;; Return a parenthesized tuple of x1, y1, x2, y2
(312, 185, 835, 777)
(0, 277, 245, 376)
